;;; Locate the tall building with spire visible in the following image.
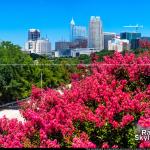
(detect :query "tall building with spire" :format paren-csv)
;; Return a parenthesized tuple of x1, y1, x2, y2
(70, 18, 75, 42)
(70, 18, 87, 42)
(89, 16, 104, 50)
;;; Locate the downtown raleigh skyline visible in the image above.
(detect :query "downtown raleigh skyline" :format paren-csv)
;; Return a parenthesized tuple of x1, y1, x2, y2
(0, 0, 150, 49)
(25, 16, 104, 52)
(25, 15, 148, 57)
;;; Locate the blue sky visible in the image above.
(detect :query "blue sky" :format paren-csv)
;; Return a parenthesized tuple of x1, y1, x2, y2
(0, 0, 150, 49)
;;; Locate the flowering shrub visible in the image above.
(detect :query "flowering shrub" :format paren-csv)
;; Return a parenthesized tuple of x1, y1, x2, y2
(139, 40, 150, 50)
(0, 51, 150, 148)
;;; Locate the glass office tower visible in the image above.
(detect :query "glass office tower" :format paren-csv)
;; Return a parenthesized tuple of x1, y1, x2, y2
(89, 16, 104, 50)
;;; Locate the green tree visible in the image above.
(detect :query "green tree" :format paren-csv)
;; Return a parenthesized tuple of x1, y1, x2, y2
(0, 42, 33, 104)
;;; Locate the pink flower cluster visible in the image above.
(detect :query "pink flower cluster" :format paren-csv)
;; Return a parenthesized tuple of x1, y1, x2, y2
(72, 132, 96, 148)
(139, 40, 150, 50)
(0, 51, 150, 148)
(101, 142, 119, 149)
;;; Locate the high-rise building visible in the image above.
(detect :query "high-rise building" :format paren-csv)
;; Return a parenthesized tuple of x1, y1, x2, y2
(70, 18, 87, 42)
(104, 32, 116, 50)
(120, 32, 141, 50)
(26, 29, 51, 55)
(89, 16, 104, 50)
(70, 18, 75, 42)
(36, 38, 51, 55)
(25, 38, 51, 55)
(28, 29, 40, 41)
(120, 32, 141, 42)
(25, 28, 51, 55)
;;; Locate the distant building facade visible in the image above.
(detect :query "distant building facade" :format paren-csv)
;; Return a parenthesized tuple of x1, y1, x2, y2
(120, 32, 141, 42)
(51, 51, 59, 58)
(28, 29, 40, 41)
(104, 32, 116, 50)
(70, 18, 87, 42)
(25, 40, 37, 53)
(36, 39, 51, 55)
(59, 49, 71, 57)
(120, 32, 141, 49)
(25, 29, 51, 55)
(25, 38, 51, 55)
(55, 41, 70, 51)
(108, 38, 130, 52)
(55, 38, 88, 52)
(71, 48, 100, 57)
(70, 38, 88, 49)
(55, 39, 88, 57)
(89, 16, 104, 50)
(131, 39, 141, 50)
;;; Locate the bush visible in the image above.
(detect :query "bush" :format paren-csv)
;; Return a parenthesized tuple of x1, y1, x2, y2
(0, 51, 150, 148)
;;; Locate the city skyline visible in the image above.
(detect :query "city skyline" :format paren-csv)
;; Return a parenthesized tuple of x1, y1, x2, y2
(0, 0, 150, 49)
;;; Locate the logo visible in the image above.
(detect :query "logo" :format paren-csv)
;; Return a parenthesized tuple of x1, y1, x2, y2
(135, 124, 150, 141)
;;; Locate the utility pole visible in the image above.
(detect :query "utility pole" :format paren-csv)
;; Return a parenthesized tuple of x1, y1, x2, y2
(41, 71, 43, 95)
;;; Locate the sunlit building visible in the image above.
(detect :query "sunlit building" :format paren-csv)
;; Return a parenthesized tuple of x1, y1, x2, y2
(108, 38, 130, 52)
(25, 40, 36, 53)
(71, 48, 100, 57)
(89, 16, 104, 50)
(36, 38, 51, 55)
(28, 29, 40, 41)
(70, 18, 87, 42)
(104, 32, 116, 50)
(25, 29, 51, 55)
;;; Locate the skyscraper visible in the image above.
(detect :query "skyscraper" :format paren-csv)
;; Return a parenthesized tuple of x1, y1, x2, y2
(89, 16, 104, 50)
(70, 18, 75, 42)
(70, 18, 87, 42)
(28, 29, 40, 41)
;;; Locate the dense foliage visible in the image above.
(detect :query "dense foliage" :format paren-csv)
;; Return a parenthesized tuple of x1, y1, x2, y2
(0, 41, 33, 103)
(0, 50, 150, 148)
(0, 42, 116, 104)
(0, 42, 78, 104)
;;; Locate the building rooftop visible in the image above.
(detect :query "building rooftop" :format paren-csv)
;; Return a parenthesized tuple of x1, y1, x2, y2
(104, 32, 116, 35)
(70, 18, 75, 26)
(120, 31, 141, 34)
(29, 29, 40, 32)
(90, 16, 101, 21)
